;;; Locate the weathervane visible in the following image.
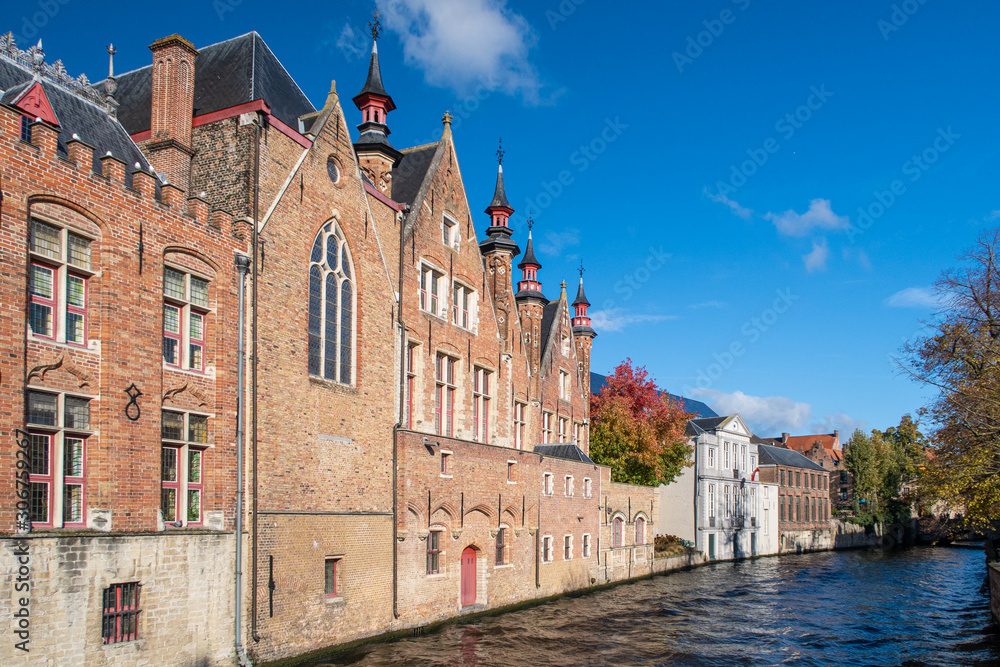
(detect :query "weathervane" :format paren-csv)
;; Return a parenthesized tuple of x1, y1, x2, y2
(579, 260, 585, 278)
(526, 211, 534, 233)
(496, 137, 504, 165)
(369, 11, 382, 41)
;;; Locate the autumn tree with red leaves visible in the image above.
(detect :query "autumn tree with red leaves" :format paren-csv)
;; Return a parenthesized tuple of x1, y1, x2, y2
(589, 359, 694, 486)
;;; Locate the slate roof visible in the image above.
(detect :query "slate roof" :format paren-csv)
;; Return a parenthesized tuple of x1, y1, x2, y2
(589, 372, 719, 418)
(758, 444, 827, 472)
(533, 443, 595, 465)
(539, 300, 560, 357)
(391, 142, 438, 206)
(518, 230, 541, 268)
(0, 57, 151, 185)
(352, 41, 392, 107)
(487, 164, 512, 211)
(107, 32, 315, 135)
(573, 277, 589, 306)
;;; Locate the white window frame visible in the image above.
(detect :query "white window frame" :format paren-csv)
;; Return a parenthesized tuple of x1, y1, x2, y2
(442, 214, 460, 250)
(451, 281, 477, 331)
(163, 266, 212, 373)
(583, 477, 592, 498)
(542, 535, 553, 563)
(543, 473, 553, 496)
(28, 218, 95, 347)
(564, 475, 574, 497)
(419, 263, 446, 318)
(563, 534, 573, 560)
(160, 408, 211, 528)
(582, 533, 591, 558)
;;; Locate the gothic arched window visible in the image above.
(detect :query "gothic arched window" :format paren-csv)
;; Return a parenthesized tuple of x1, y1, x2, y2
(308, 221, 354, 384)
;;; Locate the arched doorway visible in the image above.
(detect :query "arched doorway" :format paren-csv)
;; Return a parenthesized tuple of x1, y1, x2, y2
(460, 547, 477, 606)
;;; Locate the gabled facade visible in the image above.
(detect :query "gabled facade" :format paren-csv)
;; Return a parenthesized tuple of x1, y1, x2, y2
(0, 29, 657, 666)
(658, 414, 763, 561)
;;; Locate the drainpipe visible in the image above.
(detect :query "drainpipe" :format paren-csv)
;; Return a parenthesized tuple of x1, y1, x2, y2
(234, 253, 252, 667)
(392, 205, 410, 620)
(250, 112, 262, 644)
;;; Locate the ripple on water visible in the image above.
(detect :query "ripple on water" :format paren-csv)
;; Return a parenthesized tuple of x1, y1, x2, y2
(309, 548, 1000, 667)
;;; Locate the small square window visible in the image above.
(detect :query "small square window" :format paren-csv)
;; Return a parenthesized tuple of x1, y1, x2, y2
(164, 268, 186, 301)
(64, 397, 90, 431)
(162, 411, 184, 440)
(27, 391, 58, 427)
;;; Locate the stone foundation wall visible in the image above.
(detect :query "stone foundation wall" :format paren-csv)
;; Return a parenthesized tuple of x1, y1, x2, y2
(1, 533, 235, 666)
(779, 519, 879, 554)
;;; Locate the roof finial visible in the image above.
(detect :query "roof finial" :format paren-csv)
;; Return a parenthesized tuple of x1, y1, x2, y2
(105, 43, 119, 118)
(579, 260, 585, 279)
(107, 43, 116, 77)
(526, 211, 534, 233)
(442, 110, 453, 127)
(496, 137, 504, 165)
(31, 39, 44, 75)
(560, 280, 567, 290)
(369, 10, 382, 42)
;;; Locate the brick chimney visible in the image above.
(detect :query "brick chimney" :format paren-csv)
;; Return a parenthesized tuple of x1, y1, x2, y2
(781, 432, 789, 444)
(146, 34, 198, 192)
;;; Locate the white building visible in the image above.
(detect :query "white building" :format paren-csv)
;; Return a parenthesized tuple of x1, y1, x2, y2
(658, 414, 763, 560)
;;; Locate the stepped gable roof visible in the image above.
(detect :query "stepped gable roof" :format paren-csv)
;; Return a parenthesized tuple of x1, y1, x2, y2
(589, 372, 718, 418)
(391, 141, 438, 205)
(108, 32, 315, 135)
(0, 56, 150, 184)
(758, 444, 827, 472)
(533, 443, 595, 464)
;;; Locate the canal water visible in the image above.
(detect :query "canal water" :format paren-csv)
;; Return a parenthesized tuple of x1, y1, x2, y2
(314, 547, 999, 666)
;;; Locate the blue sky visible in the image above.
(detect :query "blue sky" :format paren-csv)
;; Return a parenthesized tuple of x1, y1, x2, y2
(4, 0, 995, 437)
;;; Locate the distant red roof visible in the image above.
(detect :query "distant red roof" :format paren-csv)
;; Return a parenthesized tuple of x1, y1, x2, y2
(782, 433, 842, 466)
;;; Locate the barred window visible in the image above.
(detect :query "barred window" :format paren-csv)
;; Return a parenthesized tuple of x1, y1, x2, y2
(309, 221, 354, 384)
(101, 582, 141, 644)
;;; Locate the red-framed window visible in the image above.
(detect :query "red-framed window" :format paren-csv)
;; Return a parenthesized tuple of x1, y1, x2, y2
(635, 517, 645, 545)
(163, 304, 181, 367)
(441, 451, 451, 476)
(325, 557, 341, 597)
(26, 391, 90, 528)
(495, 527, 507, 565)
(613, 517, 623, 547)
(406, 343, 417, 429)
(161, 410, 209, 526)
(28, 432, 52, 527)
(513, 402, 526, 450)
(28, 220, 93, 346)
(435, 354, 455, 436)
(162, 267, 210, 372)
(427, 530, 442, 574)
(101, 582, 141, 644)
(473, 367, 490, 443)
(420, 265, 444, 317)
(29, 262, 56, 340)
(452, 283, 473, 329)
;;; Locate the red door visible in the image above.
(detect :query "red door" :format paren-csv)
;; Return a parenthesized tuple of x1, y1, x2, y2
(460, 547, 477, 606)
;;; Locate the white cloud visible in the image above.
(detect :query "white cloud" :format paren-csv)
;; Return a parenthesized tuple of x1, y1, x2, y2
(689, 389, 812, 435)
(589, 308, 675, 333)
(334, 21, 369, 61)
(802, 237, 829, 273)
(765, 198, 850, 237)
(538, 229, 579, 256)
(704, 187, 752, 220)
(885, 286, 947, 309)
(986, 210, 1000, 222)
(689, 300, 727, 310)
(378, 0, 544, 102)
(808, 413, 868, 436)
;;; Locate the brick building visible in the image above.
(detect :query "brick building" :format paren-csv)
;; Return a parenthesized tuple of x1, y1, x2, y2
(1, 29, 656, 665)
(761, 430, 854, 511)
(757, 443, 831, 551)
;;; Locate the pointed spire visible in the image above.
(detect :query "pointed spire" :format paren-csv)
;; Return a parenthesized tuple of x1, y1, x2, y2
(480, 140, 520, 258)
(353, 12, 394, 110)
(352, 10, 402, 169)
(518, 217, 540, 269)
(573, 261, 590, 307)
(572, 259, 595, 337)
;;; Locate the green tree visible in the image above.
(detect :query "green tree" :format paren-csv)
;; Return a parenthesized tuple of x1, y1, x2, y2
(900, 229, 1000, 531)
(589, 359, 693, 486)
(844, 416, 926, 527)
